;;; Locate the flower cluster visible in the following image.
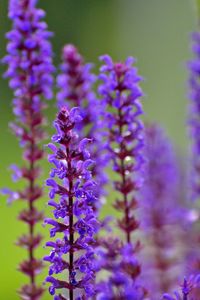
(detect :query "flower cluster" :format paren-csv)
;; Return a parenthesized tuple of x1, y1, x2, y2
(96, 55, 144, 297)
(188, 32, 200, 201)
(45, 107, 99, 299)
(57, 44, 95, 111)
(95, 238, 146, 300)
(140, 124, 183, 296)
(1, 0, 54, 298)
(163, 275, 200, 300)
(57, 44, 108, 204)
(99, 55, 144, 243)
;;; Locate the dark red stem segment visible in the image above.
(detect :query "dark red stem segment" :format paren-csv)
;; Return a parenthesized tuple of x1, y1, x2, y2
(67, 148, 74, 300)
(29, 142, 35, 285)
(118, 107, 131, 244)
(27, 54, 40, 290)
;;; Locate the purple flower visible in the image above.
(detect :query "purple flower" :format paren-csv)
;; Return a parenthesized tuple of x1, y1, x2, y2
(95, 238, 146, 299)
(10, 164, 23, 181)
(188, 32, 200, 200)
(1, 188, 20, 204)
(2, 0, 54, 298)
(45, 107, 99, 299)
(56, 44, 108, 206)
(96, 55, 145, 297)
(163, 275, 200, 300)
(99, 55, 144, 243)
(140, 124, 183, 296)
(141, 124, 180, 226)
(57, 44, 95, 110)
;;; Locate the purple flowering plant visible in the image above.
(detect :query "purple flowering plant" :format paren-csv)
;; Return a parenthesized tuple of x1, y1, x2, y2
(93, 55, 146, 299)
(1, 0, 54, 299)
(2, 0, 200, 300)
(139, 124, 184, 298)
(44, 107, 98, 299)
(56, 44, 108, 205)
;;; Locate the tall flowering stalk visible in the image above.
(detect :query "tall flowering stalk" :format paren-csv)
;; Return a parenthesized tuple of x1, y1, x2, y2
(57, 44, 108, 204)
(140, 124, 182, 297)
(45, 107, 98, 300)
(186, 31, 200, 279)
(96, 55, 145, 298)
(99, 55, 144, 242)
(188, 32, 200, 200)
(2, 0, 54, 298)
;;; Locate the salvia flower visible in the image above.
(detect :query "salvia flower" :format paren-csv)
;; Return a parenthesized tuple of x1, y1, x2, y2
(2, 0, 54, 298)
(188, 32, 200, 200)
(140, 124, 183, 297)
(95, 238, 146, 300)
(187, 31, 200, 280)
(99, 54, 144, 243)
(185, 212, 200, 278)
(57, 44, 95, 111)
(45, 107, 99, 300)
(163, 275, 200, 300)
(97, 55, 145, 297)
(56, 44, 108, 205)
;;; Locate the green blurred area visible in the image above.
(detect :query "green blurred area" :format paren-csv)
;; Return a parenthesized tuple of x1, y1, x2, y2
(0, 0, 195, 299)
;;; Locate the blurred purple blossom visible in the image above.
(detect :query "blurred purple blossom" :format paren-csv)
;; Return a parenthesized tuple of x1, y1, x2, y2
(140, 124, 183, 297)
(163, 275, 200, 300)
(95, 238, 147, 300)
(1, 0, 54, 298)
(56, 44, 108, 208)
(188, 32, 200, 200)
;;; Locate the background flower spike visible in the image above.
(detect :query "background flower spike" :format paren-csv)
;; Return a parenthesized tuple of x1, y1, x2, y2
(1, 0, 54, 298)
(56, 44, 109, 208)
(95, 55, 146, 298)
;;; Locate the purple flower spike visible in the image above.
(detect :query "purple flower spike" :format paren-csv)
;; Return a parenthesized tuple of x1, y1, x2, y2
(45, 107, 98, 299)
(96, 55, 145, 298)
(99, 54, 144, 243)
(140, 123, 182, 297)
(188, 32, 200, 200)
(57, 44, 95, 110)
(2, 0, 54, 298)
(56, 44, 108, 207)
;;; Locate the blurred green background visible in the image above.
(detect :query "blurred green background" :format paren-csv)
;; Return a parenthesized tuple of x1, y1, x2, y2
(0, 0, 196, 298)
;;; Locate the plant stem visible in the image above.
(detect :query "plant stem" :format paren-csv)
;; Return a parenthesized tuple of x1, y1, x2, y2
(118, 107, 131, 244)
(67, 148, 74, 300)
